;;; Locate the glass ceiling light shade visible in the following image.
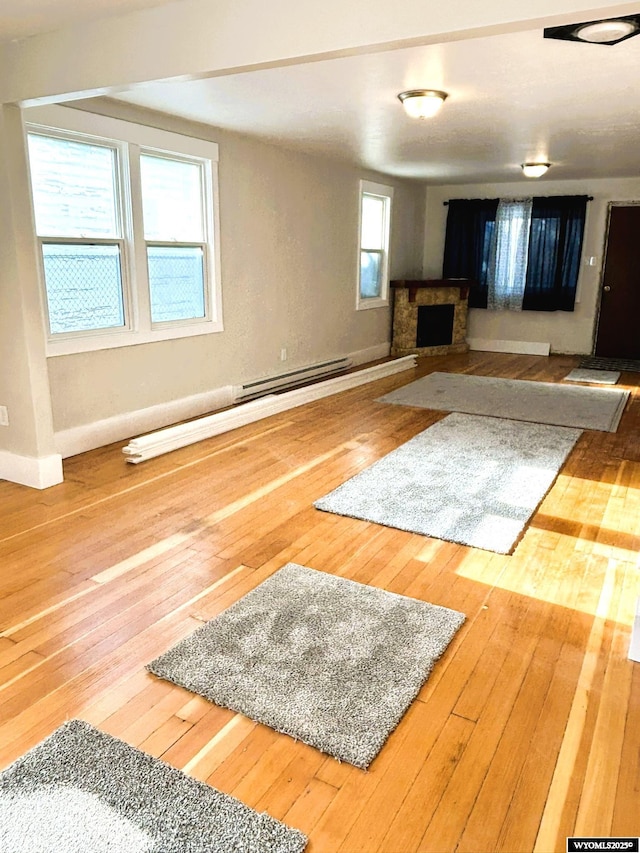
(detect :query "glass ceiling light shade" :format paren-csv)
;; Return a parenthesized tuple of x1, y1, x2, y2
(544, 14, 640, 45)
(522, 163, 551, 178)
(398, 90, 448, 119)
(575, 20, 638, 42)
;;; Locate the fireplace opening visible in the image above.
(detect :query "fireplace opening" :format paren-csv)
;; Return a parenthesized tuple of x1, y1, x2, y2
(416, 304, 455, 348)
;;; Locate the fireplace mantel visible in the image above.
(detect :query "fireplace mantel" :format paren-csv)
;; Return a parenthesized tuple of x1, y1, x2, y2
(391, 279, 474, 302)
(390, 279, 474, 358)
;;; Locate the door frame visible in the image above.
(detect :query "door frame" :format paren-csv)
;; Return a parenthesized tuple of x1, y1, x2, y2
(591, 200, 640, 356)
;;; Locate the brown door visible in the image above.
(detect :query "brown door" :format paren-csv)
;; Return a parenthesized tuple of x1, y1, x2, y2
(595, 205, 640, 359)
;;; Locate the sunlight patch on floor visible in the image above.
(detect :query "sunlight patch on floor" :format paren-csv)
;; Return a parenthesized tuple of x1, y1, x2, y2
(454, 534, 636, 624)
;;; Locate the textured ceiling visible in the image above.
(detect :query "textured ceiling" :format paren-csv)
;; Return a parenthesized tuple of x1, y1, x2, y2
(112, 28, 640, 183)
(3, 1, 639, 184)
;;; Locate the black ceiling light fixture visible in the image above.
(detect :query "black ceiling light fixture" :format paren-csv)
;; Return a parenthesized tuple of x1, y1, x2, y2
(544, 13, 640, 45)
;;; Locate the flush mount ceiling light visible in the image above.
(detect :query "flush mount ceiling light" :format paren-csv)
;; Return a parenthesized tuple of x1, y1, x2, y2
(398, 90, 448, 119)
(544, 13, 640, 45)
(522, 162, 551, 178)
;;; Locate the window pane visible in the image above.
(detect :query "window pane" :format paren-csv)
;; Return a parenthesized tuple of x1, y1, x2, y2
(360, 250, 382, 298)
(28, 134, 119, 238)
(148, 246, 205, 323)
(42, 244, 125, 334)
(140, 155, 205, 241)
(361, 195, 385, 249)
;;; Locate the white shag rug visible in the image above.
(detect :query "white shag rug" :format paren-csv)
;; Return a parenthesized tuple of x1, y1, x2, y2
(314, 412, 582, 554)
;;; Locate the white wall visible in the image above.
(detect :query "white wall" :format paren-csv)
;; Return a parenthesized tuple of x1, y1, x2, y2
(41, 103, 425, 437)
(0, 105, 62, 487)
(423, 176, 640, 354)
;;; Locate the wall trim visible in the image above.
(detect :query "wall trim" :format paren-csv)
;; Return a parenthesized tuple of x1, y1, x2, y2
(55, 386, 235, 459)
(122, 355, 416, 464)
(468, 337, 550, 356)
(0, 450, 63, 489)
(54, 345, 393, 460)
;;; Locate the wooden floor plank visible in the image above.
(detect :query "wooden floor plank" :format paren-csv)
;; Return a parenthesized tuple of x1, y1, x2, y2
(611, 663, 640, 836)
(375, 714, 475, 853)
(0, 351, 637, 851)
(254, 747, 327, 821)
(284, 778, 340, 841)
(573, 558, 636, 838)
(416, 592, 561, 853)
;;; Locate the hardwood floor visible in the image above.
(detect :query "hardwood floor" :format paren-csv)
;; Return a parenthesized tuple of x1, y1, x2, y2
(1, 351, 639, 852)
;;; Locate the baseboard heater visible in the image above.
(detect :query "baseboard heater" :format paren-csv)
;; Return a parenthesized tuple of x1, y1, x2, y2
(122, 355, 417, 464)
(233, 357, 352, 403)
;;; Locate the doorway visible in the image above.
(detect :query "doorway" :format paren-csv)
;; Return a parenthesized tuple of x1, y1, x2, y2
(594, 204, 640, 359)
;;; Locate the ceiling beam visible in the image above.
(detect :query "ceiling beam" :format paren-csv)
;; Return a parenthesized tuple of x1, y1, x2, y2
(1, 0, 637, 105)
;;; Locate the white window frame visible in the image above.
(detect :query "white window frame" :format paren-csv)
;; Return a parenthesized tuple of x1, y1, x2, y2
(25, 105, 223, 357)
(139, 149, 212, 328)
(356, 179, 393, 311)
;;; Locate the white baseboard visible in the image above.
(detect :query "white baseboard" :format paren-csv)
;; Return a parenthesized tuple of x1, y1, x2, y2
(468, 337, 550, 357)
(349, 342, 391, 366)
(0, 451, 63, 489)
(54, 344, 393, 460)
(55, 386, 235, 459)
(123, 355, 416, 463)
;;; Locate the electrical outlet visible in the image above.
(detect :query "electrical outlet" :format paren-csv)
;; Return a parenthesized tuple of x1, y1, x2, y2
(280, 348, 287, 361)
(0, 406, 8, 427)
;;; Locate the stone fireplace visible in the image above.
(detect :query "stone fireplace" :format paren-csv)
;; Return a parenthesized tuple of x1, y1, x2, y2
(390, 279, 472, 357)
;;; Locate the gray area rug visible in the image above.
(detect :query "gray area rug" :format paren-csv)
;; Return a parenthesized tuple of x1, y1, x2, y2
(0, 719, 306, 853)
(148, 563, 465, 769)
(314, 412, 582, 554)
(378, 371, 629, 432)
(563, 367, 620, 385)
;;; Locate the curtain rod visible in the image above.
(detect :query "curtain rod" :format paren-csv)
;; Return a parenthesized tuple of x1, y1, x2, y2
(443, 196, 594, 205)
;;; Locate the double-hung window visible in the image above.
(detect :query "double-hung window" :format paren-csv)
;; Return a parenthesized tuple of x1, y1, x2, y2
(28, 132, 127, 335)
(357, 180, 393, 310)
(26, 108, 222, 355)
(140, 153, 208, 324)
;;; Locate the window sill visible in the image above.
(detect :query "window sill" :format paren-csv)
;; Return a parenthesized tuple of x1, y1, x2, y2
(46, 318, 224, 357)
(356, 297, 389, 311)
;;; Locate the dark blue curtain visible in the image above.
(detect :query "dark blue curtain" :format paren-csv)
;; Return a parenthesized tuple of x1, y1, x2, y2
(522, 196, 589, 311)
(442, 195, 588, 311)
(442, 198, 498, 308)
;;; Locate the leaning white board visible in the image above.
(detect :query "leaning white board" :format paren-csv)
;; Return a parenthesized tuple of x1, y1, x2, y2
(628, 596, 640, 662)
(122, 355, 417, 463)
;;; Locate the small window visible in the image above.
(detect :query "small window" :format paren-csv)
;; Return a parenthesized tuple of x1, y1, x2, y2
(357, 180, 393, 310)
